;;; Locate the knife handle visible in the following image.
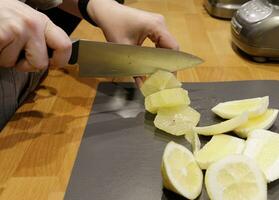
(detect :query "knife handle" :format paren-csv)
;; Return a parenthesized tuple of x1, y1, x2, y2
(17, 39, 79, 66)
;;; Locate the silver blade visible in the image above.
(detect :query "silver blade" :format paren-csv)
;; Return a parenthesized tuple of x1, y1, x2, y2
(77, 40, 203, 77)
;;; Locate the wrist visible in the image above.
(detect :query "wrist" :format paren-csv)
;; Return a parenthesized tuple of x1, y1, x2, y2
(87, 0, 120, 27)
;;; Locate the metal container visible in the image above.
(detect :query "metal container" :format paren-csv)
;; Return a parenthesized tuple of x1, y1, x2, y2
(204, 0, 250, 19)
(231, 0, 279, 62)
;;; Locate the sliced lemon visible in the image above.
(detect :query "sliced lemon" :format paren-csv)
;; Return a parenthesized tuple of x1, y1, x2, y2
(195, 134, 245, 169)
(193, 112, 248, 136)
(140, 70, 182, 97)
(185, 131, 201, 155)
(243, 129, 279, 182)
(234, 109, 278, 138)
(154, 105, 200, 136)
(145, 88, 190, 114)
(161, 141, 203, 199)
(205, 155, 267, 200)
(211, 96, 269, 119)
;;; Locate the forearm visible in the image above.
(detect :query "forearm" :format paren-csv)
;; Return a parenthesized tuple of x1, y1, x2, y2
(58, 0, 82, 18)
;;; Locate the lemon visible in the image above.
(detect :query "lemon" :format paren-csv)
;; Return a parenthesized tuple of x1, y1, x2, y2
(212, 96, 269, 119)
(161, 141, 203, 199)
(243, 129, 279, 182)
(145, 88, 190, 114)
(185, 131, 201, 155)
(234, 109, 278, 138)
(195, 134, 245, 169)
(205, 155, 267, 200)
(140, 70, 182, 97)
(193, 112, 248, 136)
(154, 105, 200, 136)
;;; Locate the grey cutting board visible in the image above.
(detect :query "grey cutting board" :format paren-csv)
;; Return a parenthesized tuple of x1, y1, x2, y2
(64, 81, 279, 200)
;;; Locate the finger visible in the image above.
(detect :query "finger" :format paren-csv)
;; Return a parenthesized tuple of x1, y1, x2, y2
(134, 76, 146, 88)
(15, 35, 49, 71)
(45, 20, 72, 67)
(15, 59, 41, 72)
(0, 38, 24, 67)
(0, 21, 15, 52)
(151, 30, 179, 50)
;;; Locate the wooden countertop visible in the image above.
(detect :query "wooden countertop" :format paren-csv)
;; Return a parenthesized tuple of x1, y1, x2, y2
(1, 0, 279, 199)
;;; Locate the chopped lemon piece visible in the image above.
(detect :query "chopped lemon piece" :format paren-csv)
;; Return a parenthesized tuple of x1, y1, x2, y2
(193, 112, 248, 136)
(154, 105, 200, 136)
(195, 134, 245, 169)
(205, 155, 267, 200)
(161, 141, 203, 199)
(212, 96, 269, 119)
(185, 131, 201, 155)
(234, 109, 278, 138)
(243, 129, 279, 182)
(145, 88, 190, 114)
(140, 70, 182, 97)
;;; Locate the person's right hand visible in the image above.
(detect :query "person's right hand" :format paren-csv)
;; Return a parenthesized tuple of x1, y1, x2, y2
(0, 0, 72, 72)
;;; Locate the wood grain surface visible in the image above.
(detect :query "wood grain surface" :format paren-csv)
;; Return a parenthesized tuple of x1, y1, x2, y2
(1, 0, 279, 199)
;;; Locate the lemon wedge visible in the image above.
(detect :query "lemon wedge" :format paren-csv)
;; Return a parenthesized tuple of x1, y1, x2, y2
(212, 96, 269, 119)
(145, 88, 190, 114)
(194, 134, 245, 169)
(154, 105, 200, 136)
(243, 129, 279, 182)
(234, 109, 278, 138)
(193, 112, 248, 136)
(185, 131, 201, 155)
(205, 155, 267, 200)
(161, 141, 203, 199)
(140, 70, 182, 97)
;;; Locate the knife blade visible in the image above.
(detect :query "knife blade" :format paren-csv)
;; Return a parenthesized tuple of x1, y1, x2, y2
(69, 39, 203, 77)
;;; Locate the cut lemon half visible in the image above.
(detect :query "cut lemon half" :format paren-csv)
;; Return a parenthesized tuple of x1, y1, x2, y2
(211, 96, 269, 119)
(185, 131, 201, 155)
(145, 88, 190, 114)
(161, 141, 203, 199)
(193, 112, 248, 136)
(195, 134, 245, 169)
(140, 70, 182, 97)
(154, 105, 200, 136)
(243, 129, 279, 182)
(234, 109, 278, 138)
(205, 155, 267, 200)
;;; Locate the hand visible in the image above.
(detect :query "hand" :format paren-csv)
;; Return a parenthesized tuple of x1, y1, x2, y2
(87, 0, 179, 87)
(0, 0, 72, 71)
(88, 0, 178, 48)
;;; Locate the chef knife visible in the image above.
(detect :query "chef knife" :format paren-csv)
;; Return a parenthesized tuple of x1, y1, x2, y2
(19, 39, 203, 76)
(68, 39, 203, 77)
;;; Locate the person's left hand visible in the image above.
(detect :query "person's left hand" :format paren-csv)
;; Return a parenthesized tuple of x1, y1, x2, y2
(87, 0, 179, 87)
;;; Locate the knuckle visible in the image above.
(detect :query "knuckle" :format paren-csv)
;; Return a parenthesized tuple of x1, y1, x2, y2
(60, 38, 72, 52)
(154, 14, 165, 25)
(0, 32, 12, 44)
(36, 59, 49, 69)
(10, 23, 24, 37)
(22, 12, 47, 33)
(22, 15, 38, 31)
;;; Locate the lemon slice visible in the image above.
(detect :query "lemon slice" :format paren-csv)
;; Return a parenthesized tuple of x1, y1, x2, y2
(145, 88, 190, 114)
(243, 129, 279, 182)
(161, 141, 203, 199)
(185, 131, 201, 155)
(195, 134, 245, 169)
(234, 109, 278, 138)
(193, 112, 248, 136)
(154, 105, 200, 136)
(205, 155, 267, 200)
(212, 96, 269, 119)
(140, 70, 182, 97)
